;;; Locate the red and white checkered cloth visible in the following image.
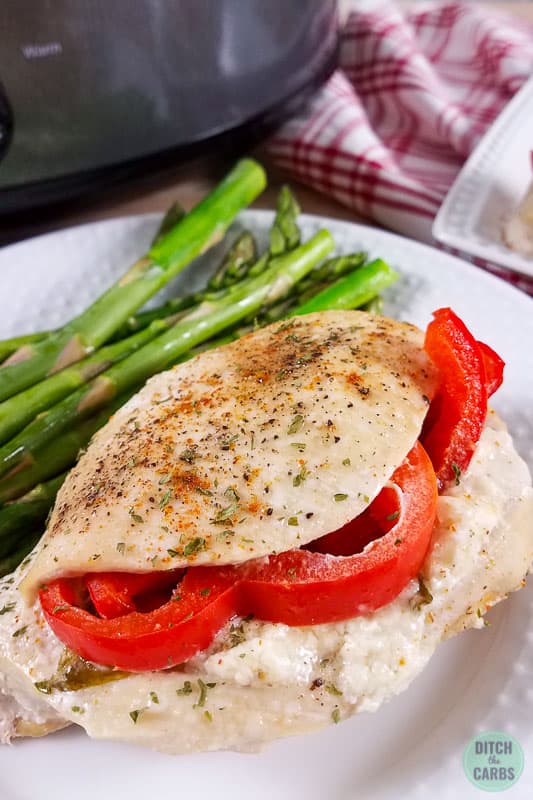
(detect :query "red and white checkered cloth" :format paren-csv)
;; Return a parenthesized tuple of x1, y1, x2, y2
(267, 1, 533, 294)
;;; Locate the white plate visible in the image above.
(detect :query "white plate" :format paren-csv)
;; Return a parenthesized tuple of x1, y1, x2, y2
(433, 75, 533, 279)
(0, 212, 532, 800)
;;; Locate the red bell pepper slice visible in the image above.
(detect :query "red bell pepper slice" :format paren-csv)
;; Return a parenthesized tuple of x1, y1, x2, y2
(40, 442, 437, 672)
(229, 441, 437, 625)
(40, 573, 237, 672)
(421, 307, 499, 489)
(87, 569, 184, 618)
(477, 340, 504, 397)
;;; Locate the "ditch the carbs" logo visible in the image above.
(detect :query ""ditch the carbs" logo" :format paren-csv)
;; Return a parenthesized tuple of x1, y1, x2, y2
(463, 731, 524, 792)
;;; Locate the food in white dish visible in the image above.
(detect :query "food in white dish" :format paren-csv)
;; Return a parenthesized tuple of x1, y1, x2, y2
(502, 151, 533, 257)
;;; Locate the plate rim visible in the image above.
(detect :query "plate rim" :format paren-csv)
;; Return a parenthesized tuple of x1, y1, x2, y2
(2, 207, 532, 312)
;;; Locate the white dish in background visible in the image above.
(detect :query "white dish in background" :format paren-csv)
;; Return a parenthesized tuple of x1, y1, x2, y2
(0, 212, 532, 800)
(433, 75, 533, 279)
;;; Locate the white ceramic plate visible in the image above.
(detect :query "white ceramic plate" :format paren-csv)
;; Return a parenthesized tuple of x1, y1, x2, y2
(433, 75, 533, 279)
(0, 212, 532, 800)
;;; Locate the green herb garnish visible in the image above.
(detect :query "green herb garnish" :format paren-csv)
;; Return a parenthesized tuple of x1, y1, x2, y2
(129, 708, 144, 724)
(179, 448, 198, 464)
(220, 434, 239, 451)
(290, 442, 306, 452)
(159, 489, 172, 509)
(288, 414, 304, 435)
(325, 683, 343, 696)
(183, 537, 206, 557)
(129, 508, 144, 524)
(212, 503, 238, 524)
(410, 576, 433, 610)
(452, 462, 461, 485)
(293, 465, 308, 487)
(229, 622, 246, 647)
(194, 679, 208, 708)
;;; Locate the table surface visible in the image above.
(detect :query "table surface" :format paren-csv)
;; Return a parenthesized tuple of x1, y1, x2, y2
(2, 2, 532, 247)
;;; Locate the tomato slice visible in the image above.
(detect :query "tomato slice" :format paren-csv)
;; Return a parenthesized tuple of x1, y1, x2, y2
(40, 442, 437, 671)
(421, 308, 489, 488)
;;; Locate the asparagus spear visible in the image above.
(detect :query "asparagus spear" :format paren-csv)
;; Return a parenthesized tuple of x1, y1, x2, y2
(115, 231, 258, 337)
(205, 231, 257, 291)
(297, 252, 367, 297)
(0, 203, 187, 363)
(292, 258, 398, 316)
(0, 251, 396, 563)
(0, 186, 296, 362)
(0, 159, 266, 402)
(0, 392, 133, 503)
(0, 185, 292, 361)
(0, 473, 65, 558)
(246, 186, 301, 282)
(117, 187, 298, 338)
(267, 185, 301, 256)
(0, 318, 174, 445)
(151, 202, 186, 244)
(0, 231, 333, 483)
(0, 190, 305, 447)
(0, 531, 42, 578)
(248, 252, 368, 326)
(0, 332, 48, 365)
(0, 186, 303, 473)
(363, 295, 384, 315)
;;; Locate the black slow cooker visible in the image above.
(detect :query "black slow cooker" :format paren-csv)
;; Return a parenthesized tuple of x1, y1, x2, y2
(0, 0, 338, 213)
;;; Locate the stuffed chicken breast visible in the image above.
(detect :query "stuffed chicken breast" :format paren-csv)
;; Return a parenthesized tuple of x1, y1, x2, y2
(0, 309, 532, 752)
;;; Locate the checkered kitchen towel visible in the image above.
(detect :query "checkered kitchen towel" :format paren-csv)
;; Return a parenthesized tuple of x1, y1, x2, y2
(267, 1, 533, 293)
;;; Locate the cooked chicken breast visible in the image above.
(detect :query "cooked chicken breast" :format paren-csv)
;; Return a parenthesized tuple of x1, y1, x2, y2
(21, 311, 436, 599)
(0, 311, 531, 753)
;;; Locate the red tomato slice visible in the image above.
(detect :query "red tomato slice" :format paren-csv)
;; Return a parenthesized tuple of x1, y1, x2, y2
(40, 443, 437, 672)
